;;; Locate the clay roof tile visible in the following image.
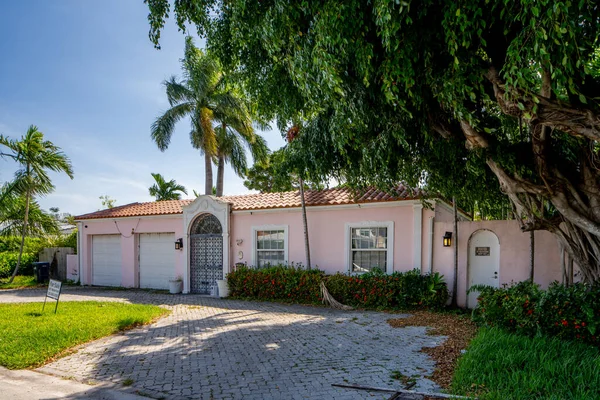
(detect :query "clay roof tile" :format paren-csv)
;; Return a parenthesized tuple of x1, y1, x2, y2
(74, 185, 421, 220)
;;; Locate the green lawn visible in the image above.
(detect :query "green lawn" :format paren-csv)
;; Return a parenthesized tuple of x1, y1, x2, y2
(451, 327, 600, 400)
(0, 301, 168, 369)
(0, 275, 45, 290)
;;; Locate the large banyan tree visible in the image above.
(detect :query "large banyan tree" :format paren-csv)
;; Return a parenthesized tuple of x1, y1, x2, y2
(145, 0, 600, 282)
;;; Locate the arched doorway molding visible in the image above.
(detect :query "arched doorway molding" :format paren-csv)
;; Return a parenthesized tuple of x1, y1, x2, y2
(466, 229, 500, 308)
(182, 196, 230, 294)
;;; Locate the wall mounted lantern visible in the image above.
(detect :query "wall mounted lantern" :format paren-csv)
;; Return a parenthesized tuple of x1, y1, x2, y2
(175, 238, 184, 250)
(443, 232, 452, 247)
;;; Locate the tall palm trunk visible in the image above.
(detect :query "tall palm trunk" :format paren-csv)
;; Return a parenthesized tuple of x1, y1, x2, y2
(215, 122, 226, 197)
(299, 178, 311, 270)
(216, 154, 225, 197)
(8, 187, 30, 284)
(204, 152, 213, 195)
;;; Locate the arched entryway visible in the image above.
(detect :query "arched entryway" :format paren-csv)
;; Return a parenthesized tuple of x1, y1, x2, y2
(467, 229, 500, 308)
(189, 213, 223, 294)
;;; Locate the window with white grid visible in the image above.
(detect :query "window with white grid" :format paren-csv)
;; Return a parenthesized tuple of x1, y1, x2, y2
(252, 225, 288, 268)
(346, 222, 394, 274)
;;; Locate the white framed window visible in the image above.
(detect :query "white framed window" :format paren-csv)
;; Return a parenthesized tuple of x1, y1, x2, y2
(345, 221, 394, 274)
(251, 225, 288, 267)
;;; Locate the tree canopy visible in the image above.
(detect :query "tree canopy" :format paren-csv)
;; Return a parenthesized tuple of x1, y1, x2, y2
(243, 148, 323, 193)
(146, 1, 600, 282)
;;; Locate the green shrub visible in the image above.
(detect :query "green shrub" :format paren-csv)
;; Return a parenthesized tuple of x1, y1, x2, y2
(0, 252, 38, 278)
(326, 269, 448, 309)
(227, 266, 449, 310)
(0, 237, 46, 254)
(472, 281, 600, 346)
(49, 231, 77, 251)
(227, 265, 323, 304)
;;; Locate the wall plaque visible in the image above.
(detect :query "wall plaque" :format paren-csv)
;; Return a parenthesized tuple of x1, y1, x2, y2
(475, 247, 490, 256)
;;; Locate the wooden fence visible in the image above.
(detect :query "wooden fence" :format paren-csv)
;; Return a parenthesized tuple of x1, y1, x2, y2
(39, 247, 75, 281)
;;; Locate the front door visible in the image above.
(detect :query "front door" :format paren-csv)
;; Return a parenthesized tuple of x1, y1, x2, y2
(467, 229, 500, 308)
(190, 213, 223, 294)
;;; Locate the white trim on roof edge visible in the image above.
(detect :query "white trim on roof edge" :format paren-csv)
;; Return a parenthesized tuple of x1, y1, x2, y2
(232, 200, 424, 215)
(74, 199, 428, 221)
(75, 214, 185, 222)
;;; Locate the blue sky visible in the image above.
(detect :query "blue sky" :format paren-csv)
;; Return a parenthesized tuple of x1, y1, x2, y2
(0, 1, 285, 216)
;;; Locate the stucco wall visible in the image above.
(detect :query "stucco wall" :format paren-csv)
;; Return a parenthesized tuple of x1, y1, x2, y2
(79, 217, 185, 287)
(229, 202, 423, 275)
(77, 201, 568, 304)
(432, 219, 564, 308)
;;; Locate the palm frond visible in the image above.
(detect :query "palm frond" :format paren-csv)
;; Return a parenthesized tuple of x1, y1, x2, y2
(164, 76, 195, 106)
(148, 172, 188, 201)
(151, 102, 194, 151)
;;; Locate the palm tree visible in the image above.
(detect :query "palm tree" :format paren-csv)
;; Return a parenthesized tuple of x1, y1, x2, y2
(0, 125, 73, 282)
(152, 37, 265, 195)
(0, 184, 59, 237)
(149, 173, 188, 201)
(214, 124, 268, 197)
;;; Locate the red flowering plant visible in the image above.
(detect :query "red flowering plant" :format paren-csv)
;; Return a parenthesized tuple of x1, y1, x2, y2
(471, 281, 541, 335)
(537, 282, 600, 344)
(472, 280, 600, 346)
(227, 265, 449, 310)
(227, 264, 323, 304)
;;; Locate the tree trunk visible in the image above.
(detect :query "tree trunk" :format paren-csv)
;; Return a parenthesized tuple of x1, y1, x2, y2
(8, 188, 31, 284)
(529, 231, 535, 282)
(299, 177, 311, 270)
(216, 154, 225, 197)
(451, 197, 458, 307)
(204, 152, 213, 195)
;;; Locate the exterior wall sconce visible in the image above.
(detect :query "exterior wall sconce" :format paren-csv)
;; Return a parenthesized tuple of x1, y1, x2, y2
(175, 238, 183, 250)
(443, 232, 452, 247)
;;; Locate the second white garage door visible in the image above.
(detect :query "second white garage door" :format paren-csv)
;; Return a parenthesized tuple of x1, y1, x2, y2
(92, 234, 122, 287)
(139, 233, 175, 289)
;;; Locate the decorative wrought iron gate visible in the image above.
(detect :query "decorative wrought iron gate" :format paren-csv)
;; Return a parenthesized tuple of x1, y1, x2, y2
(189, 214, 223, 294)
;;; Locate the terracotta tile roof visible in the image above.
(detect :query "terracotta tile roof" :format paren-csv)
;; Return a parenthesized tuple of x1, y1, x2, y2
(74, 186, 420, 220)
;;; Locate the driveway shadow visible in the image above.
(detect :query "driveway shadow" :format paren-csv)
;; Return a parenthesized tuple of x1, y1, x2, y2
(35, 289, 444, 400)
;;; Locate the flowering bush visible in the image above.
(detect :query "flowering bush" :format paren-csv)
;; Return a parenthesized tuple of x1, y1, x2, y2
(472, 281, 600, 346)
(227, 266, 449, 310)
(227, 265, 324, 304)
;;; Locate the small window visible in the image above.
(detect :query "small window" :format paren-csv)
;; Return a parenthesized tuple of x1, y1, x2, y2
(351, 227, 388, 273)
(256, 230, 285, 267)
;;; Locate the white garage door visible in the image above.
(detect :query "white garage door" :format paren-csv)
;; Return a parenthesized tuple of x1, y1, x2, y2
(139, 233, 175, 290)
(92, 235, 122, 287)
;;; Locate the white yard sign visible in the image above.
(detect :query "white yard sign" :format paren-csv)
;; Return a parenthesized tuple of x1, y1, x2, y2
(43, 279, 63, 313)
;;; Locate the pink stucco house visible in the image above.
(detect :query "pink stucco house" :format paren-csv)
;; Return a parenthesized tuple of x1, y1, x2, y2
(73, 186, 566, 307)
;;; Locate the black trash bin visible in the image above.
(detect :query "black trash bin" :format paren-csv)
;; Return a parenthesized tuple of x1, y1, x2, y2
(32, 262, 50, 283)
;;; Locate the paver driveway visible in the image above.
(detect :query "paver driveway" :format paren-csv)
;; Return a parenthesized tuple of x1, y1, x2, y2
(0, 288, 444, 399)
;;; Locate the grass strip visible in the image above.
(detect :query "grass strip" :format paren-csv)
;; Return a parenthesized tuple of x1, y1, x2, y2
(451, 327, 600, 399)
(0, 276, 45, 290)
(0, 301, 168, 369)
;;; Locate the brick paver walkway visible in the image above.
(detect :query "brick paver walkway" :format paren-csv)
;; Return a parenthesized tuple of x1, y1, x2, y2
(0, 288, 444, 399)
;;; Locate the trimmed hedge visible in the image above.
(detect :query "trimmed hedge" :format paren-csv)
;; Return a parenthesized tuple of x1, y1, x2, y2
(227, 265, 323, 304)
(0, 252, 38, 278)
(472, 281, 600, 346)
(227, 266, 449, 310)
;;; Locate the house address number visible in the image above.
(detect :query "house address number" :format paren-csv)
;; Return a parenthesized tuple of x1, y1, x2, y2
(475, 247, 490, 256)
